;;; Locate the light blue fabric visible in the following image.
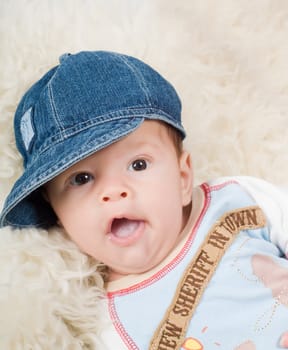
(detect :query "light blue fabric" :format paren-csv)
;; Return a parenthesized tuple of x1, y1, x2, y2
(108, 181, 288, 349)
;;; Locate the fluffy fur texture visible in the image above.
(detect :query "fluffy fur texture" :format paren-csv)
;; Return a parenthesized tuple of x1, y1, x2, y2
(0, 0, 288, 348)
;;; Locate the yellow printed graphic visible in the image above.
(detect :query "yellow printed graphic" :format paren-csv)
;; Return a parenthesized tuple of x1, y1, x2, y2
(182, 337, 203, 350)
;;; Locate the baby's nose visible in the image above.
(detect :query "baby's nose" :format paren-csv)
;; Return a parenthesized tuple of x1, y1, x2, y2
(102, 191, 128, 202)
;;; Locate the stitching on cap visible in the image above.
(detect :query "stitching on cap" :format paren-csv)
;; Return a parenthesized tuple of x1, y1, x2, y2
(38, 107, 173, 155)
(48, 81, 65, 141)
(118, 55, 152, 107)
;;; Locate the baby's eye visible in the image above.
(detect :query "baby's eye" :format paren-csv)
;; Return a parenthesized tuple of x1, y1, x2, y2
(129, 159, 148, 171)
(69, 173, 94, 186)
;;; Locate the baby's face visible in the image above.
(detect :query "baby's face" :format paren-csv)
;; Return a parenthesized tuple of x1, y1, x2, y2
(46, 121, 193, 280)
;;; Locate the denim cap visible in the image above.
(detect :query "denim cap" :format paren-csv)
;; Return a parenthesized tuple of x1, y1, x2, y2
(0, 50, 185, 228)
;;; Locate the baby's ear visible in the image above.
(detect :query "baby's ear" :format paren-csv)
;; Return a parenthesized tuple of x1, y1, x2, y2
(179, 151, 193, 206)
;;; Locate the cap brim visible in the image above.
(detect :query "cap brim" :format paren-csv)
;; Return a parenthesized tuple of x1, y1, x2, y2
(1, 116, 144, 227)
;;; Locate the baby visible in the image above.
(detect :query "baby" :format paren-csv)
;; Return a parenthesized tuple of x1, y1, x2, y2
(1, 51, 288, 349)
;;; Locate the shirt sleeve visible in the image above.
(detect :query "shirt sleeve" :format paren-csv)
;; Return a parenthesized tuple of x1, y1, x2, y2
(208, 176, 288, 256)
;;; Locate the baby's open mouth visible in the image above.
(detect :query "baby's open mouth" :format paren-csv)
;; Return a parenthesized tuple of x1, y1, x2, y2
(110, 218, 142, 238)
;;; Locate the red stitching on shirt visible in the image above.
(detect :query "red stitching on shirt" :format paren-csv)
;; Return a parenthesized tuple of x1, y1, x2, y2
(208, 179, 238, 192)
(108, 296, 140, 349)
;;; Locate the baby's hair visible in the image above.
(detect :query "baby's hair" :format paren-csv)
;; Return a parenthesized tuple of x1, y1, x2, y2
(162, 122, 183, 158)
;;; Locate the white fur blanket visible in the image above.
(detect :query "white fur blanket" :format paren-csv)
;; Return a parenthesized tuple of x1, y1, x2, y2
(1, 0, 288, 348)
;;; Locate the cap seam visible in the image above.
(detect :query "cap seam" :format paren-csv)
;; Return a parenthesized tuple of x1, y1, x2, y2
(118, 55, 152, 107)
(48, 81, 65, 141)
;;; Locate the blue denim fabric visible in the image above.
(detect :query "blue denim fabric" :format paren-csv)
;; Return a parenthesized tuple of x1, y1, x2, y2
(0, 51, 185, 228)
